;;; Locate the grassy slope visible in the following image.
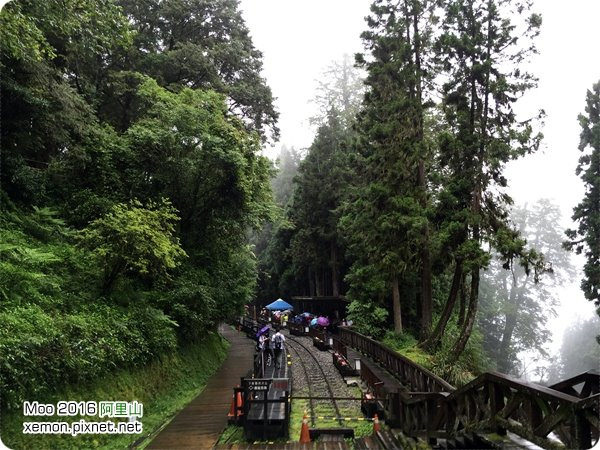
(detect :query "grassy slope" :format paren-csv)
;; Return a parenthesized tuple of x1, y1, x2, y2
(1, 332, 229, 449)
(382, 329, 487, 387)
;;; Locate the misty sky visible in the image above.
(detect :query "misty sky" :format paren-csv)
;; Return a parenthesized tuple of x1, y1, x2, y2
(238, 0, 600, 354)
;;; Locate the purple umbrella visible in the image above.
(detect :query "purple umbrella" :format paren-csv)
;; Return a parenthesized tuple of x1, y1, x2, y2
(256, 325, 270, 337)
(317, 316, 329, 327)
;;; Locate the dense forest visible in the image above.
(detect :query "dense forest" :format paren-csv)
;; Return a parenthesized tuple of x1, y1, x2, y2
(0, 0, 278, 433)
(255, 1, 600, 382)
(1, 0, 599, 447)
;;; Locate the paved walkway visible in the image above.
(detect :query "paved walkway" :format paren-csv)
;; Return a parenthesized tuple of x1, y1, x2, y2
(148, 324, 255, 449)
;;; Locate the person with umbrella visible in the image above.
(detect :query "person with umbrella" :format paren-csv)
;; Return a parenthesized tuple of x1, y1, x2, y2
(257, 326, 273, 367)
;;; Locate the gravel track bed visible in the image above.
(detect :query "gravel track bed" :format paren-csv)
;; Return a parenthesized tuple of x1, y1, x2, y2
(285, 331, 362, 427)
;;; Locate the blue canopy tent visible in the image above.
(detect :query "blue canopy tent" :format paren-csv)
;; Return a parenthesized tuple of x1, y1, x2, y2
(265, 298, 293, 311)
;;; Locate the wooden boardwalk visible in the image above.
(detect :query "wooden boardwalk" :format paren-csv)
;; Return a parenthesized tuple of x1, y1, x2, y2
(148, 324, 255, 450)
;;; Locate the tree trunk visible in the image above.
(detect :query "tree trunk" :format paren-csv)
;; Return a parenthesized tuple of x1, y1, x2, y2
(421, 260, 463, 348)
(315, 268, 322, 296)
(392, 276, 403, 333)
(448, 0, 493, 363)
(331, 244, 339, 297)
(411, 4, 433, 339)
(498, 279, 520, 373)
(451, 267, 480, 360)
(419, 198, 433, 338)
(457, 272, 467, 327)
(308, 267, 315, 297)
(102, 261, 123, 296)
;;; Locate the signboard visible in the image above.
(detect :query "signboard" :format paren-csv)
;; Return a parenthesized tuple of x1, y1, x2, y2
(245, 379, 271, 391)
(272, 378, 290, 391)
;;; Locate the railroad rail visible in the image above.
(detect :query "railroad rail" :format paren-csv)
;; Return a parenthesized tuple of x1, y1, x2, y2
(285, 334, 344, 427)
(238, 316, 599, 449)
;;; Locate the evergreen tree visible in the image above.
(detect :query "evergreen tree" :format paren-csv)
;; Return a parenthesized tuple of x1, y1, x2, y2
(565, 81, 600, 305)
(479, 200, 574, 374)
(422, 0, 546, 359)
(290, 110, 352, 297)
(271, 146, 302, 207)
(257, 57, 363, 302)
(340, 0, 437, 334)
(253, 145, 301, 301)
(311, 54, 365, 128)
(116, 0, 279, 140)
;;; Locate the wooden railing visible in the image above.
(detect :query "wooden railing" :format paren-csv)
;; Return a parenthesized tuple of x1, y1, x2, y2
(235, 317, 599, 448)
(332, 336, 347, 359)
(361, 361, 390, 401)
(549, 371, 599, 399)
(338, 327, 454, 393)
(399, 371, 599, 449)
(338, 326, 599, 449)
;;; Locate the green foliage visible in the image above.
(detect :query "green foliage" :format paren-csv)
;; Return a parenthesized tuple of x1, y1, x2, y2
(1, 0, 131, 203)
(382, 330, 418, 350)
(310, 54, 364, 128)
(339, 0, 439, 334)
(1, 0, 275, 413)
(428, 323, 491, 387)
(288, 110, 354, 296)
(384, 324, 491, 387)
(346, 300, 389, 339)
(80, 199, 186, 293)
(565, 80, 600, 304)
(271, 146, 302, 208)
(0, 302, 179, 409)
(256, 107, 356, 301)
(116, 0, 278, 140)
(2, 332, 228, 449)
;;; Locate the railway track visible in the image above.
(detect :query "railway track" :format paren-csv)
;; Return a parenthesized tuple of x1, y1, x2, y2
(285, 333, 344, 427)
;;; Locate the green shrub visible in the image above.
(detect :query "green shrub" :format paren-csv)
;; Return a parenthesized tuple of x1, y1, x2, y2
(1, 333, 229, 450)
(347, 299, 388, 339)
(382, 330, 418, 349)
(0, 303, 179, 408)
(382, 323, 491, 387)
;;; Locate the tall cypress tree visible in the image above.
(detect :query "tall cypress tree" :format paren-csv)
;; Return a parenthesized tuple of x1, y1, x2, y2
(290, 109, 352, 297)
(340, 0, 437, 334)
(565, 81, 600, 305)
(423, 0, 546, 358)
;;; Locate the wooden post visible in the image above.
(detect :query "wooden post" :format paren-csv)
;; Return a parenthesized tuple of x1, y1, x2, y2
(526, 397, 543, 435)
(263, 390, 268, 440)
(426, 398, 438, 445)
(574, 410, 592, 449)
(488, 381, 506, 435)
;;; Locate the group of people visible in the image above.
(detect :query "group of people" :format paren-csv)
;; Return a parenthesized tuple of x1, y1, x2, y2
(258, 327, 286, 369)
